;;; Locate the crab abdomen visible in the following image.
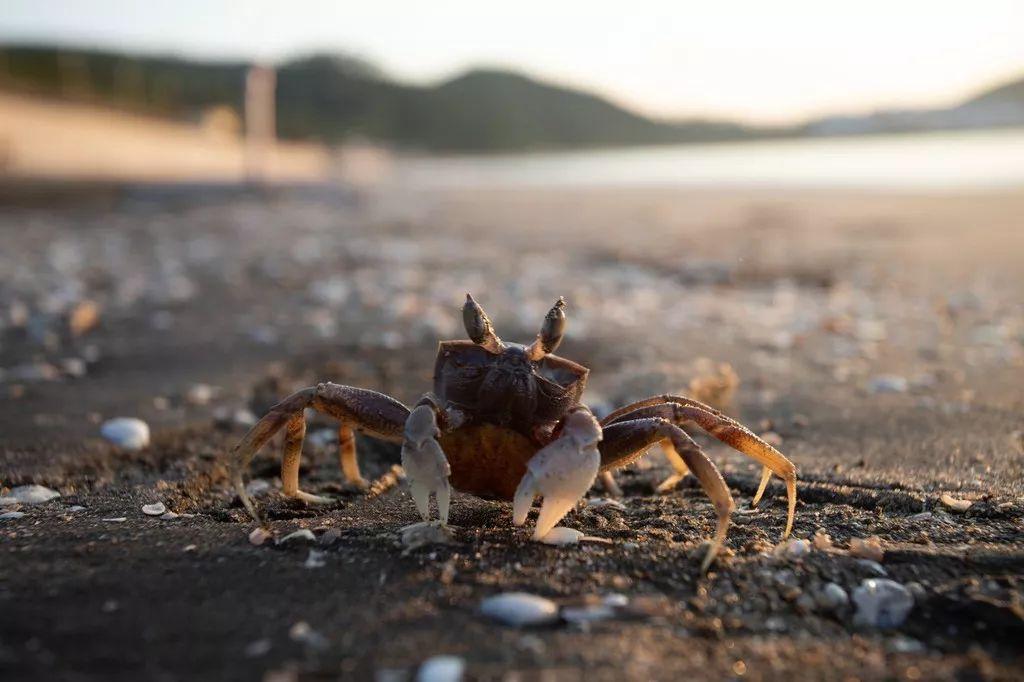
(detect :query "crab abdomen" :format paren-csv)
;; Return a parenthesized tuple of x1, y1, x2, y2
(439, 424, 538, 500)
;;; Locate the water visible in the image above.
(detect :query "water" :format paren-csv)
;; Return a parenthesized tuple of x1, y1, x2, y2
(393, 127, 1024, 190)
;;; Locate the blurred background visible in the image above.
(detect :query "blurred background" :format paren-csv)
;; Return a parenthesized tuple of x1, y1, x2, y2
(2, 0, 1023, 456)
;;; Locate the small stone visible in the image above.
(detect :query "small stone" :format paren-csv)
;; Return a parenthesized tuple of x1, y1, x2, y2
(142, 502, 167, 516)
(939, 493, 972, 512)
(68, 300, 100, 336)
(244, 479, 272, 497)
(416, 655, 465, 682)
(849, 536, 885, 562)
(585, 498, 626, 511)
(0, 511, 26, 520)
(773, 538, 811, 561)
(855, 559, 888, 576)
(102, 517, 127, 523)
(816, 582, 849, 611)
(400, 522, 454, 552)
(100, 418, 150, 451)
(68, 505, 86, 512)
(813, 529, 833, 551)
(60, 357, 87, 378)
(868, 375, 908, 394)
(852, 579, 914, 628)
(480, 592, 559, 627)
(183, 544, 198, 552)
(0, 484, 61, 506)
(602, 593, 629, 608)
(304, 549, 327, 569)
(561, 604, 615, 624)
(288, 621, 329, 651)
(159, 511, 180, 520)
(244, 638, 272, 658)
(888, 636, 925, 654)
(185, 383, 216, 406)
(248, 527, 273, 546)
(905, 581, 927, 603)
(279, 529, 316, 545)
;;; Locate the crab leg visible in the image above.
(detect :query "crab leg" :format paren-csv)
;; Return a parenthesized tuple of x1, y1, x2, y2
(600, 417, 735, 572)
(401, 404, 453, 525)
(229, 383, 409, 524)
(602, 395, 797, 539)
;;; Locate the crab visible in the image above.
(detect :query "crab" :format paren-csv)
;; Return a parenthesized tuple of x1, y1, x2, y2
(230, 294, 797, 570)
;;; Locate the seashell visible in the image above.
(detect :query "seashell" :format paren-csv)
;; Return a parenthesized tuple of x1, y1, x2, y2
(480, 592, 559, 627)
(100, 418, 150, 451)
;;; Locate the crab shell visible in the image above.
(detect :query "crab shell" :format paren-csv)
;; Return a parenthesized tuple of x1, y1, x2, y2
(433, 341, 589, 499)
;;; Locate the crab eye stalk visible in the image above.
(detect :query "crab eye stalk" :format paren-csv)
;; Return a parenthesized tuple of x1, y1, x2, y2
(463, 293, 505, 353)
(526, 297, 566, 361)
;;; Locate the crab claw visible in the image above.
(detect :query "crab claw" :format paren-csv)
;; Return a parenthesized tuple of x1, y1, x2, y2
(401, 405, 452, 525)
(513, 408, 602, 543)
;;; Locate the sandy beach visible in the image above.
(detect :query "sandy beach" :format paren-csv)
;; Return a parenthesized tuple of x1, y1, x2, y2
(1, 181, 1023, 680)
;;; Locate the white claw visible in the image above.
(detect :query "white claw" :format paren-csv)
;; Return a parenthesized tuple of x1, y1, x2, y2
(401, 405, 452, 525)
(513, 409, 602, 542)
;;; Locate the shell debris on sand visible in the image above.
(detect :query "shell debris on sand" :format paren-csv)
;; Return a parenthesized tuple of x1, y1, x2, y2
(0, 484, 61, 506)
(100, 418, 151, 451)
(848, 536, 885, 562)
(939, 493, 973, 512)
(142, 502, 167, 516)
(480, 593, 560, 627)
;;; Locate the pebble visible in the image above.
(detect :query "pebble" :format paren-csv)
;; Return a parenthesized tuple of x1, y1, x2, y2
(603, 593, 629, 608)
(868, 375, 908, 394)
(585, 497, 626, 511)
(304, 550, 327, 569)
(816, 582, 849, 611)
(244, 638, 272, 658)
(248, 527, 273, 546)
(245, 479, 272, 497)
(288, 621, 329, 651)
(855, 559, 888, 576)
(0, 511, 26, 520)
(0, 484, 61, 505)
(561, 604, 615, 624)
(159, 511, 180, 520)
(185, 383, 215, 406)
(68, 505, 86, 512)
(849, 536, 885, 562)
(852, 579, 914, 628)
(100, 418, 151, 451)
(103, 517, 127, 523)
(279, 529, 317, 545)
(60, 357, 87, 378)
(939, 493, 972, 512)
(142, 502, 167, 516)
(480, 592, 560, 627)
(812, 529, 833, 551)
(773, 538, 811, 561)
(416, 655, 465, 682)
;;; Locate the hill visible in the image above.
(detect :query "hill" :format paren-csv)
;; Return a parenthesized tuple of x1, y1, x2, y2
(0, 45, 760, 151)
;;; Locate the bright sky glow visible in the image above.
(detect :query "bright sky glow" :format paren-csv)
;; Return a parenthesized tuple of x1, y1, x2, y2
(3, 0, 1023, 124)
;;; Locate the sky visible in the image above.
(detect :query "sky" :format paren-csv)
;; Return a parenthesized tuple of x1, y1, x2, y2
(2, 1, 1024, 124)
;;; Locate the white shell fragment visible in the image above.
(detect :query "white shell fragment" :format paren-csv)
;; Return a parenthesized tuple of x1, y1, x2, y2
(939, 493, 973, 512)
(142, 502, 167, 516)
(480, 592, 559, 627)
(248, 527, 273, 546)
(100, 418, 150, 451)
(852, 579, 914, 628)
(416, 655, 466, 682)
(0, 484, 61, 506)
(279, 529, 316, 545)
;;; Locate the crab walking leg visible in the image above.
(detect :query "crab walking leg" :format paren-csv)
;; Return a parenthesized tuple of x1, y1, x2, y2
(513, 409, 603, 543)
(603, 397, 797, 539)
(401, 404, 453, 525)
(280, 411, 331, 505)
(230, 384, 409, 523)
(751, 466, 773, 507)
(654, 439, 692, 494)
(600, 418, 735, 572)
(337, 424, 369, 490)
(598, 471, 623, 497)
